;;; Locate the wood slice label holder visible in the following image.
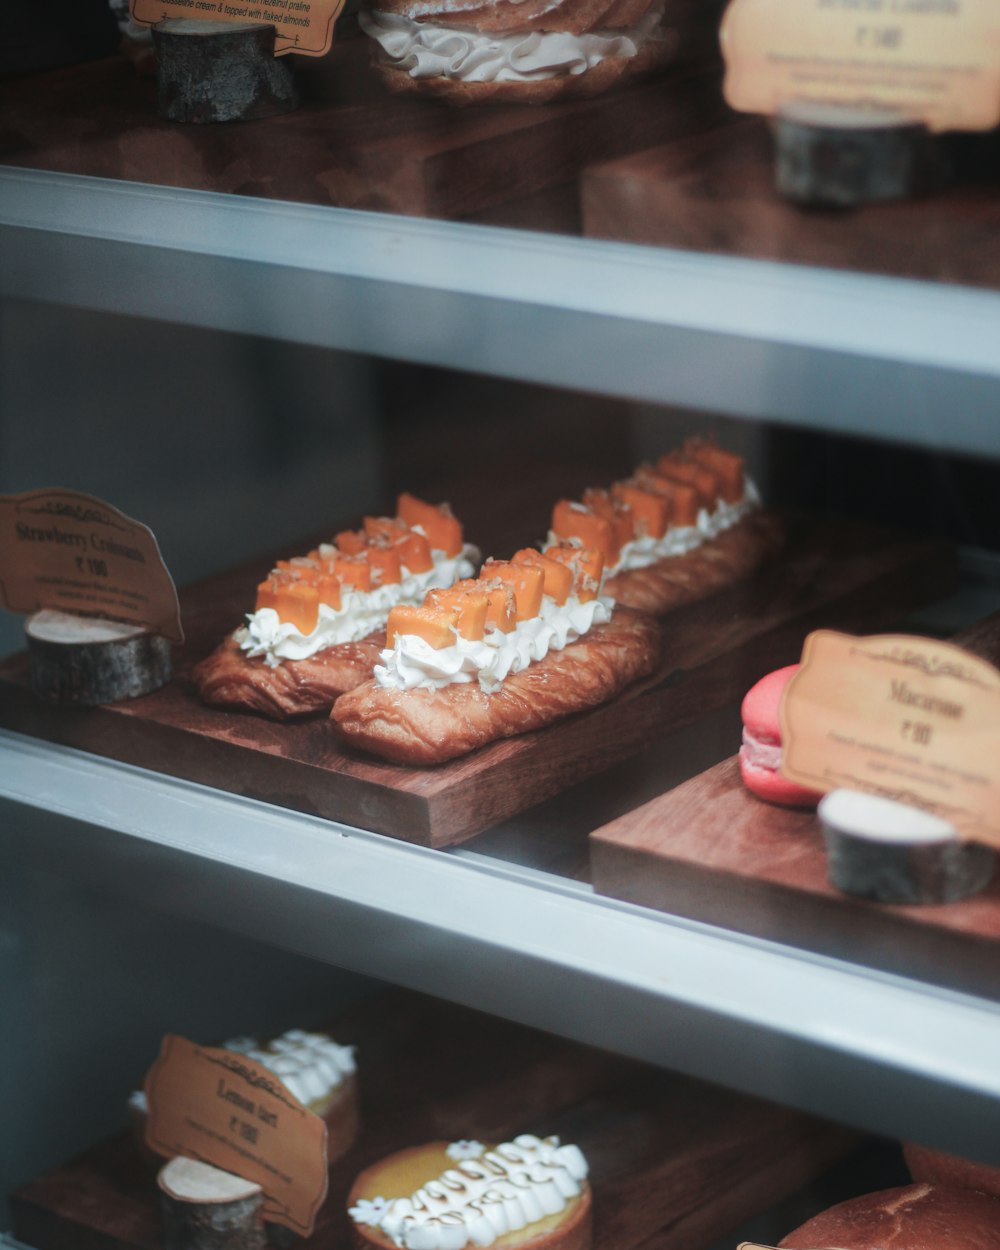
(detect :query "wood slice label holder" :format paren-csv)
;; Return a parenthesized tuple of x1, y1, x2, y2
(0, 488, 181, 704)
(145, 1034, 329, 1235)
(720, 0, 1000, 205)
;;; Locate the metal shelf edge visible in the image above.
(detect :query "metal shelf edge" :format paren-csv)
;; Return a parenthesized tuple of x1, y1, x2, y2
(2, 168, 1000, 456)
(3, 727, 1000, 1161)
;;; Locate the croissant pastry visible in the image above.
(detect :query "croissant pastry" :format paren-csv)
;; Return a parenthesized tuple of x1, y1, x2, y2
(193, 494, 477, 719)
(604, 510, 784, 614)
(551, 438, 782, 615)
(333, 605, 659, 765)
(192, 632, 387, 720)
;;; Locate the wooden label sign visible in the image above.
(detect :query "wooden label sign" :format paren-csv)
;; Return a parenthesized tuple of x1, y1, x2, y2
(130, 0, 345, 55)
(781, 630, 1000, 846)
(0, 489, 183, 643)
(145, 1034, 329, 1235)
(720, 0, 1000, 132)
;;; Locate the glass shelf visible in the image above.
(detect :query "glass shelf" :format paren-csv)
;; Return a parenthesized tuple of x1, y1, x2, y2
(2, 167, 1000, 458)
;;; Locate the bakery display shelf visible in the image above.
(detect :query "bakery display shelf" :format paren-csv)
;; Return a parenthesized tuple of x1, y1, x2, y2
(0, 38, 730, 221)
(582, 117, 1000, 292)
(6, 990, 860, 1250)
(590, 609, 1000, 1002)
(0, 517, 954, 846)
(593, 752, 1000, 997)
(5, 710, 1000, 1163)
(3, 165, 1000, 458)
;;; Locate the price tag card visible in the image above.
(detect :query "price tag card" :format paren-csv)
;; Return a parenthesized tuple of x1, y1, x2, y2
(720, 0, 1000, 132)
(0, 489, 182, 643)
(130, 0, 345, 56)
(145, 1034, 328, 1236)
(781, 630, 1000, 846)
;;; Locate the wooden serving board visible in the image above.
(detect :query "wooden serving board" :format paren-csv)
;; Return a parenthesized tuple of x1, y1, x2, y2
(10, 989, 860, 1250)
(0, 518, 955, 847)
(582, 118, 1000, 290)
(0, 34, 729, 221)
(590, 613, 1000, 1001)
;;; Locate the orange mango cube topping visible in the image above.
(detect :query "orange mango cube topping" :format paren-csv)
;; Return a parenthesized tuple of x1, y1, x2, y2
(387, 604, 458, 650)
(314, 574, 342, 612)
(544, 543, 605, 603)
(512, 549, 574, 606)
(397, 493, 463, 558)
(366, 544, 402, 587)
(394, 530, 434, 575)
(426, 587, 488, 641)
(245, 494, 479, 655)
(255, 577, 281, 615)
(582, 489, 635, 551)
(683, 438, 745, 504)
(335, 529, 367, 555)
(334, 555, 372, 593)
(656, 452, 721, 511)
(481, 560, 544, 622)
(551, 500, 619, 564)
(633, 466, 701, 527)
(474, 581, 517, 634)
(611, 481, 670, 539)
(254, 575, 321, 635)
(364, 515, 407, 543)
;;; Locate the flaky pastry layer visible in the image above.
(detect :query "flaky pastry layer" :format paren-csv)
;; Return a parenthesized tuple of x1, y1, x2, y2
(331, 606, 659, 764)
(603, 512, 784, 615)
(193, 632, 386, 720)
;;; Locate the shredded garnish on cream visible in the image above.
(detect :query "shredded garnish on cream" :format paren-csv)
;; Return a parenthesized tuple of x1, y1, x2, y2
(557, 479, 760, 577)
(375, 594, 612, 692)
(236, 545, 478, 667)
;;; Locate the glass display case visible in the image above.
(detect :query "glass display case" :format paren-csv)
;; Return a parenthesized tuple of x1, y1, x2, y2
(2, 13, 1000, 1247)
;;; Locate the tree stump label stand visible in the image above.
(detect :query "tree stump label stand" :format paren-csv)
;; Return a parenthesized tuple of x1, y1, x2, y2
(132, 0, 346, 57)
(0, 487, 181, 704)
(159, 1156, 267, 1250)
(145, 1034, 329, 1236)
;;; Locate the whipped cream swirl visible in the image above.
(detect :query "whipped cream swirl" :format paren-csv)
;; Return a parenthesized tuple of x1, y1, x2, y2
(352, 1134, 588, 1250)
(739, 727, 783, 772)
(237, 545, 478, 667)
(593, 479, 760, 577)
(359, 4, 664, 83)
(223, 1029, 356, 1108)
(375, 593, 612, 693)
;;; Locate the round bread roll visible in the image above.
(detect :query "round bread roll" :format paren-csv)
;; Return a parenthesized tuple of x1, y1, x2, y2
(904, 1142, 1000, 1201)
(779, 1182, 1000, 1249)
(358, 0, 678, 104)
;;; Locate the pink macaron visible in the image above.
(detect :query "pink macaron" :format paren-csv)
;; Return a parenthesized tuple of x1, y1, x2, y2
(739, 664, 822, 808)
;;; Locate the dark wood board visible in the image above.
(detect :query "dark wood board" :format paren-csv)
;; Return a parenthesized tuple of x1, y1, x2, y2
(0, 518, 955, 846)
(10, 989, 860, 1250)
(590, 613, 1000, 1001)
(0, 518, 955, 847)
(582, 118, 1000, 290)
(0, 35, 730, 220)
